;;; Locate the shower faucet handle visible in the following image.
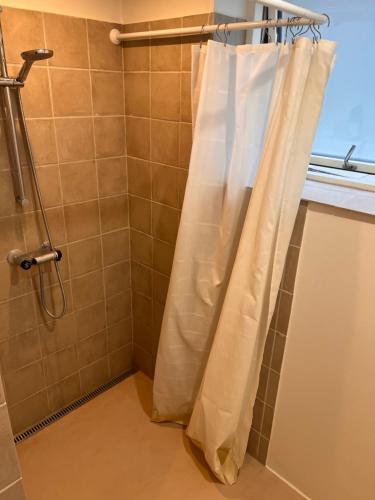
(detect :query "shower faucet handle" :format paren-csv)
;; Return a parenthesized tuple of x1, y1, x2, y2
(7, 247, 63, 270)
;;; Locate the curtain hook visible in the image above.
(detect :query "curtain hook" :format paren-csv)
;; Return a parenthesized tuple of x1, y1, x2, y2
(322, 13, 331, 27)
(199, 24, 206, 48)
(284, 17, 291, 45)
(216, 23, 224, 43)
(224, 23, 231, 47)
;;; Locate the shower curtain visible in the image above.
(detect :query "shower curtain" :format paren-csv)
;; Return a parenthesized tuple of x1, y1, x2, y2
(153, 38, 336, 484)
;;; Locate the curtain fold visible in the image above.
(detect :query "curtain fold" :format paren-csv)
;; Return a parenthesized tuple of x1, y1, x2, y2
(152, 38, 336, 484)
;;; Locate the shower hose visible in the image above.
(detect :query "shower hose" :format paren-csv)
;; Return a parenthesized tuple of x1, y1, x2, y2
(15, 89, 67, 319)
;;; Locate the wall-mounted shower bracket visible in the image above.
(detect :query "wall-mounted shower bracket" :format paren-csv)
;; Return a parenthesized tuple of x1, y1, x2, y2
(7, 245, 63, 271)
(0, 77, 24, 87)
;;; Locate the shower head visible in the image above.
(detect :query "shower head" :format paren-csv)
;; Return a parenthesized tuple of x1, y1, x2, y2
(17, 49, 53, 83)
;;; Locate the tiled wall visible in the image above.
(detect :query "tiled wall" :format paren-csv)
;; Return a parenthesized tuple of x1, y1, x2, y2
(124, 13, 245, 377)
(124, 13, 211, 377)
(248, 202, 307, 463)
(0, 7, 131, 435)
(0, 376, 26, 499)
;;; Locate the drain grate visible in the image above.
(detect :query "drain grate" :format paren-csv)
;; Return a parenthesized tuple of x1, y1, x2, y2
(14, 369, 136, 444)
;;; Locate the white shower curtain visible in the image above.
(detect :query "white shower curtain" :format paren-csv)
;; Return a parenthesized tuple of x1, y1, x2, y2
(152, 38, 336, 484)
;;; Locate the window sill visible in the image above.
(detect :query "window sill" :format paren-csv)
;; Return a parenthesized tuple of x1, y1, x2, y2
(303, 166, 375, 216)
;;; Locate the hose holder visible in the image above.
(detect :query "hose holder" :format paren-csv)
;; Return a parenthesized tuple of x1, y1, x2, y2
(7, 245, 63, 270)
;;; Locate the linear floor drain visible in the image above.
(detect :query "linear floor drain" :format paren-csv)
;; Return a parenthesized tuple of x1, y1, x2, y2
(14, 369, 136, 444)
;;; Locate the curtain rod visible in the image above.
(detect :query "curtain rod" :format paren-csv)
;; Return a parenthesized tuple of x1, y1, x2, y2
(109, 0, 327, 44)
(109, 17, 326, 45)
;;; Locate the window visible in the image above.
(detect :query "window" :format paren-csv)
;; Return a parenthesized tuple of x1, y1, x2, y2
(290, 0, 375, 174)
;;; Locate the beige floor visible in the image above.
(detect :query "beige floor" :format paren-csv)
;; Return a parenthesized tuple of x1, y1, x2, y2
(17, 372, 301, 500)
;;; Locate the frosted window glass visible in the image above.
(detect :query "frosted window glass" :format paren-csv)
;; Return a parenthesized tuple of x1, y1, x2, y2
(291, 1, 375, 162)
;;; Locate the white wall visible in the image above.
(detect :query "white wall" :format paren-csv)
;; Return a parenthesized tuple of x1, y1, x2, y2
(0, 0, 123, 22)
(268, 203, 375, 500)
(1, 0, 250, 24)
(121, 0, 213, 24)
(121, 0, 250, 24)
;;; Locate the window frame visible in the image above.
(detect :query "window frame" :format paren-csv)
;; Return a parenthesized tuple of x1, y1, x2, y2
(310, 155, 375, 175)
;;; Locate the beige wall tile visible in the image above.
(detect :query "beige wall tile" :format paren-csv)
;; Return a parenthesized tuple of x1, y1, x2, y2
(153, 239, 174, 275)
(44, 13, 89, 69)
(124, 73, 150, 118)
(80, 356, 109, 394)
(50, 69, 91, 117)
(0, 262, 31, 303)
(23, 207, 66, 251)
(55, 118, 95, 163)
(123, 22, 150, 72)
(133, 344, 154, 378)
(39, 313, 77, 355)
(150, 19, 182, 72)
(0, 478, 26, 499)
(92, 71, 124, 116)
(291, 204, 307, 246)
(43, 345, 78, 385)
(276, 291, 293, 335)
(271, 332, 286, 374)
(265, 369, 280, 408)
(20, 67, 52, 118)
(87, 20, 122, 71)
(153, 271, 169, 305)
(0, 171, 18, 218)
(131, 262, 152, 297)
(133, 315, 153, 353)
(262, 329, 275, 368)
(0, 216, 24, 262)
(94, 117, 125, 158)
(47, 373, 80, 412)
(151, 163, 179, 207)
(1, 8, 44, 65)
(71, 270, 104, 309)
(257, 365, 268, 402)
(151, 120, 179, 166)
(34, 281, 73, 325)
(181, 72, 192, 123)
(98, 157, 127, 197)
(126, 117, 150, 160)
(60, 160, 98, 204)
(77, 330, 106, 367)
(3, 361, 45, 406)
(36, 165, 62, 208)
(8, 390, 49, 434)
(108, 319, 132, 352)
(179, 122, 192, 168)
(258, 436, 270, 465)
(282, 245, 300, 293)
(129, 196, 151, 234)
(127, 157, 151, 199)
(130, 230, 152, 267)
(152, 203, 179, 244)
(151, 73, 180, 121)
(102, 229, 129, 266)
(64, 200, 100, 242)
(109, 344, 132, 378)
(0, 296, 37, 342)
(27, 119, 58, 165)
(75, 301, 106, 341)
(0, 404, 22, 491)
(104, 261, 131, 298)
(177, 169, 188, 208)
(106, 291, 131, 326)
(68, 237, 102, 277)
(100, 195, 128, 233)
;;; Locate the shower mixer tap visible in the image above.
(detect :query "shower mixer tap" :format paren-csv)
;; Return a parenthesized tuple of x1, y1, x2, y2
(7, 245, 63, 271)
